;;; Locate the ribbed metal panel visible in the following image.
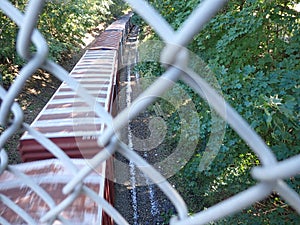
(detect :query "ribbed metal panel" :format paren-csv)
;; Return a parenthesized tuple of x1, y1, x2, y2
(89, 31, 123, 50)
(0, 159, 106, 225)
(90, 13, 132, 51)
(19, 50, 118, 162)
(106, 13, 132, 33)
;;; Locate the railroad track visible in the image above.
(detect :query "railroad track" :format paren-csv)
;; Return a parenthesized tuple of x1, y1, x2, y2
(0, 13, 133, 225)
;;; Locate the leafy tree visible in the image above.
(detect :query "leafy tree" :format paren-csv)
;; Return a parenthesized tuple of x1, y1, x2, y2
(133, 0, 300, 223)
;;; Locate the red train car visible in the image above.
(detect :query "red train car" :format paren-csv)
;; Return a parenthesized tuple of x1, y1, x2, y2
(19, 49, 118, 162)
(0, 159, 109, 225)
(0, 14, 132, 225)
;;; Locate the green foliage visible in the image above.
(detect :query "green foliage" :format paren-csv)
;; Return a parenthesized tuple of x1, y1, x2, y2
(148, 0, 199, 30)
(39, 0, 114, 61)
(135, 0, 300, 223)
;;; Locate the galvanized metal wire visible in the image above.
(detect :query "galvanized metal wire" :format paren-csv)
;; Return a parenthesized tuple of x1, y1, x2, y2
(0, 0, 299, 224)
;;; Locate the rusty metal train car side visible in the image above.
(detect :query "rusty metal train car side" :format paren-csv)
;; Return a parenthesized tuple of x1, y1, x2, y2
(0, 13, 133, 225)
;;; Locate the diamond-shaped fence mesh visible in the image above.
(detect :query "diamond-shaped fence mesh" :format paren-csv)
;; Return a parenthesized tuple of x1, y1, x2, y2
(0, 0, 299, 224)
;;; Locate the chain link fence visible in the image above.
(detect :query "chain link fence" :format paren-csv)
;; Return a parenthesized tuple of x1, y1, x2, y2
(0, 0, 299, 224)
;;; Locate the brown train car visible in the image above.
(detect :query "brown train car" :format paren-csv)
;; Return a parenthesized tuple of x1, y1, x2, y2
(0, 14, 132, 225)
(0, 159, 110, 225)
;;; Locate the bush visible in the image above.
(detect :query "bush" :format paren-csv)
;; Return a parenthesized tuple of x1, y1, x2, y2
(133, 0, 300, 223)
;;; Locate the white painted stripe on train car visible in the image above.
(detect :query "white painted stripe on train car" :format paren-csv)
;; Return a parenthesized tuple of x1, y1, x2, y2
(72, 69, 113, 73)
(81, 56, 115, 61)
(71, 66, 113, 70)
(72, 80, 111, 85)
(83, 54, 114, 57)
(82, 55, 114, 59)
(70, 78, 112, 83)
(80, 57, 114, 61)
(85, 50, 115, 53)
(74, 64, 113, 68)
(75, 61, 114, 64)
(78, 61, 113, 65)
(72, 69, 113, 74)
(70, 74, 112, 78)
(42, 107, 95, 114)
(55, 90, 109, 96)
(33, 117, 105, 127)
(85, 51, 113, 54)
(50, 97, 106, 104)
(23, 131, 104, 139)
(71, 71, 113, 76)
(80, 59, 114, 63)
(23, 125, 106, 138)
(78, 60, 114, 64)
(81, 84, 111, 89)
(85, 50, 115, 55)
(72, 68, 113, 72)
(71, 77, 112, 82)
(78, 56, 113, 59)
(60, 83, 111, 89)
(73, 64, 113, 68)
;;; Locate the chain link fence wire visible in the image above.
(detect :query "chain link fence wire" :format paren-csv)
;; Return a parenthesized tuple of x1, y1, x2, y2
(0, 0, 299, 224)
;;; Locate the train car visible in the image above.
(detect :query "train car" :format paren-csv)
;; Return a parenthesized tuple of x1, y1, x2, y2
(0, 159, 108, 225)
(19, 48, 118, 162)
(0, 13, 132, 225)
(19, 13, 133, 162)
